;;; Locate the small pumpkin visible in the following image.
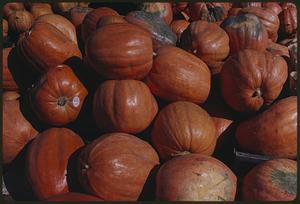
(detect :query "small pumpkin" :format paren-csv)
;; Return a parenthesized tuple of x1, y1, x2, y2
(3, 97, 38, 165)
(17, 22, 82, 74)
(242, 159, 297, 201)
(140, 2, 173, 25)
(67, 7, 94, 28)
(3, 19, 8, 40)
(8, 10, 33, 35)
(77, 133, 159, 201)
(3, 3, 25, 19)
(30, 4, 53, 19)
(221, 13, 269, 54)
(81, 7, 119, 43)
(46, 192, 102, 201)
(93, 80, 158, 134)
(151, 101, 216, 161)
(170, 20, 189, 40)
(220, 49, 288, 112)
(96, 15, 127, 29)
(85, 23, 153, 79)
(236, 96, 297, 159)
(262, 2, 282, 15)
(52, 2, 78, 16)
(35, 14, 78, 45)
(3, 47, 19, 91)
(156, 154, 237, 201)
(29, 65, 88, 126)
(125, 10, 177, 51)
(26, 128, 84, 200)
(144, 45, 211, 104)
(279, 4, 297, 37)
(180, 20, 230, 65)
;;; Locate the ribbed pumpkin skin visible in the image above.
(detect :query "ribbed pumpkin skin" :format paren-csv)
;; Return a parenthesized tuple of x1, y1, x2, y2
(68, 7, 94, 28)
(145, 46, 210, 104)
(240, 7, 280, 42)
(81, 7, 119, 43)
(236, 96, 297, 159)
(93, 80, 158, 134)
(17, 22, 82, 74)
(280, 4, 297, 36)
(188, 3, 229, 23)
(180, 20, 229, 64)
(46, 192, 103, 201)
(156, 154, 237, 201)
(85, 23, 153, 80)
(96, 15, 127, 29)
(35, 14, 78, 45)
(221, 14, 268, 54)
(26, 128, 84, 200)
(3, 2, 25, 19)
(3, 19, 8, 39)
(140, 2, 173, 25)
(220, 49, 288, 112)
(30, 4, 53, 19)
(242, 159, 297, 201)
(8, 11, 33, 34)
(3, 99, 38, 165)
(151, 101, 216, 161)
(29, 65, 88, 126)
(170, 20, 189, 40)
(3, 47, 18, 91)
(77, 133, 159, 201)
(262, 3, 282, 15)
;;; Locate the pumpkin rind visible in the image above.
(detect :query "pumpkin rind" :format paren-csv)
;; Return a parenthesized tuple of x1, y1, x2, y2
(156, 154, 237, 201)
(93, 80, 158, 134)
(30, 4, 54, 19)
(3, 19, 8, 39)
(29, 65, 88, 126)
(262, 3, 282, 15)
(26, 128, 84, 200)
(3, 3, 25, 19)
(77, 133, 159, 201)
(151, 101, 216, 161)
(279, 4, 297, 36)
(188, 3, 229, 23)
(170, 20, 189, 40)
(8, 10, 33, 34)
(67, 6, 94, 28)
(3, 47, 19, 91)
(236, 96, 297, 159)
(220, 49, 288, 112)
(96, 15, 127, 29)
(140, 2, 173, 25)
(85, 23, 153, 79)
(144, 45, 211, 104)
(242, 159, 297, 201)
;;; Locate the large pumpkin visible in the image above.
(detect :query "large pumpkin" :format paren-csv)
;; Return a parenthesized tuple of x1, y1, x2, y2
(81, 7, 119, 43)
(242, 159, 297, 201)
(3, 97, 38, 165)
(26, 128, 84, 200)
(221, 13, 269, 54)
(77, 133, 159, 201)
(156, 154, 237, 201)
(140, 2, 173, 25)
(29, 3, 53, 19)
(145, 46, 210, 104)
(279, 4, 297, 37)
(262, 2, 282, 15)
(3, 47, 19, 91)
(180, 20, 230, 65)
(16, 22, 82, 74)
(46, 192, 102, 201)
(151, 101, 216, 161)
(29, 65, 88, 126)
(96, 15, 127, 29)
(220, 49, 288, 112)
(93, 80, 158, 134)
(84, 23, 153, 79)
(236, 96, 297, 159)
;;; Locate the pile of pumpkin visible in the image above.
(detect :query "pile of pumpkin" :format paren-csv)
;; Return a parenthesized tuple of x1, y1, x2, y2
(2, 2, 297, 201)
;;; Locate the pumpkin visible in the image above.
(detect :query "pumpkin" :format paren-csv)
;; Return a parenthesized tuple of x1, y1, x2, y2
(96, 15, 127, 29)
(77, 132, 159, 201)
(125, 10, 177, 51)
(227, 7, 242, 17)
(30, 4, 53, 19)
(78, 2, 90, 8)
(81, 7, 119, 43)
(221, 14, 269, 54)
(3, 19, 8, 40)
(35, 14, 78, 45)
(46, 192, 102, 201)
(262, 2, 282, 15)
(8, 10, 33, 35)
(67, 7, 94, 28)
(170, 20, 189, 40)
(3, 47, 19, 91)
(151, 101, 216, 161)
(279, 4, 297, 37)
(156, 154, 237, 201)
(180, 20, 229, 65)
(3, 97, 38, 165)
(145, 45, 211, 104)
(26, 128, 84, 200)
(29, 65, 88, 126)
(173, 2, 189, 14)
(266, 39, 290, 57)
(3, 3, 25, 19)
(17, 22, 82, 74)
(237, 2, 262, 8)
(236, 96, 297, 159)
(52, 2, 78, 16)
(239, 7, 280, 42)
(242, 159, 297, 201)
(85, 23, 153, 79)
(140, 2, 173, 25)
(221, 49, 288, 112)
(3, 91, 20, 101)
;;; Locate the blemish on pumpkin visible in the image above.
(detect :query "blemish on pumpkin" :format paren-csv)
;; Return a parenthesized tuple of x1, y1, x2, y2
(270, 169, 297, 195)
(252, 88, 262, 98)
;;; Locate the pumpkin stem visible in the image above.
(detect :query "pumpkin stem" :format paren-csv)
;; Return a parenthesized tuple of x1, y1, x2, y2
(252, 88, 262, 98)
(57, 97, 67, 106)
(172, 151, 190, 157)
(84, 164, 89, 169)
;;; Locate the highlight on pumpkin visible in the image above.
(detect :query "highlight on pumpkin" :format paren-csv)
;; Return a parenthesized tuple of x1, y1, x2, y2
(2, 1, 297, 202)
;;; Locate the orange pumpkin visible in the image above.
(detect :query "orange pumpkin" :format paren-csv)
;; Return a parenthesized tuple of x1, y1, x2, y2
(140, 2, 173, 25)
(29, 3, 53, 19)
(3, 2, 25, 19)
(67, 6, 93, 28)
(3, 19, 8, 40)
(262, 2, 282, 15)
(8, 10, 33, 34)
(170, 20, 189, 40)
(96, 15, 127, 29)
(279, 4, 297, 37)
(3, 47, 19, 91)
